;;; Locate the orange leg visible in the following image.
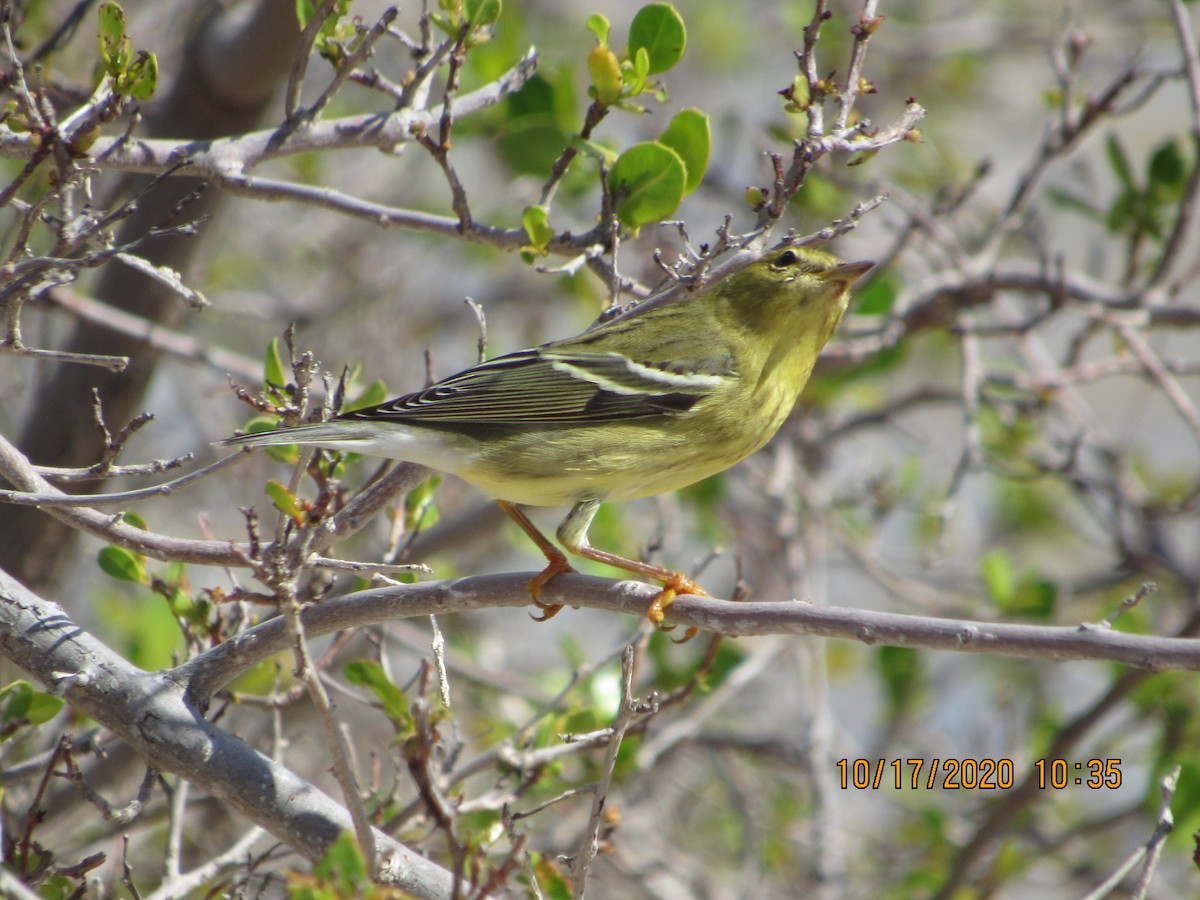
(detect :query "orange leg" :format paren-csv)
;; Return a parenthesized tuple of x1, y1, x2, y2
(555, 499, 707, 640)
(569, 542, 708, 628)
(496, 500, 575, 621)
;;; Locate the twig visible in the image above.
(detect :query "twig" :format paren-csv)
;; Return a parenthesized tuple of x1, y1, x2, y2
(46, 285, 260, 380)
(0, 341, 128, 371)
(1081, 766, 1180, 900)
(298, 7, 400, 122)
(570, 645, 640, 899)
(0, 451, 245, 507)
(284, 0, 343, 121)
(1150, 0, 1200, 288)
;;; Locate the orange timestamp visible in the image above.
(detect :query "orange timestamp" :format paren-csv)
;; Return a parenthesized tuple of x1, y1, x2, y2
(836, 758, 1123, 791)
(1034, 758, 1122, 789)
(837, 758, 1016, 790)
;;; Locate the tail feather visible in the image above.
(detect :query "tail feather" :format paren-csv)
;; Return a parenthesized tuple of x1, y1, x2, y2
(219, 421, 383, 451)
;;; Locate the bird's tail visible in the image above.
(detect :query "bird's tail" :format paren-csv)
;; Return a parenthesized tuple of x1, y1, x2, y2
(218, 420, 382, 452)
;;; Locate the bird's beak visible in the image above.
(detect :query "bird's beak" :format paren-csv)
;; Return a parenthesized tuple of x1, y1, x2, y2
(818, 260, 874, 289)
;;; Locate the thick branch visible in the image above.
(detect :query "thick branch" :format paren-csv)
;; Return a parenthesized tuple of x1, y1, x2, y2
(0, 569, 456, 899)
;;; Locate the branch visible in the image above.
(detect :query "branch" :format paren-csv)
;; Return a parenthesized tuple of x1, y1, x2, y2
(0, 49, 539, 177)
(178, 572, 1200, 706)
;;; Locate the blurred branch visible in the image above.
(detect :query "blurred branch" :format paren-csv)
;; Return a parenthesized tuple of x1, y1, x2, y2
(45, 285, 260, 381)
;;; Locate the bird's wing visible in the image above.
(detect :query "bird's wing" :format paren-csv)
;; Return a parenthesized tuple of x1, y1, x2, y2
(341, 348, 735, 426)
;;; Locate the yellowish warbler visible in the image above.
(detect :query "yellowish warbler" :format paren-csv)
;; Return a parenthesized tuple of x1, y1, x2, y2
(222, 245, 871, 626)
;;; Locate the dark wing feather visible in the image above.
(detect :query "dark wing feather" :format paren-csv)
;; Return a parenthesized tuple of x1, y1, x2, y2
(341, 348, 732, 427)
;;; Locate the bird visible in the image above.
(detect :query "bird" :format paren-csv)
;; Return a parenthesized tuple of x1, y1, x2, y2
(221, 244, 872, 629)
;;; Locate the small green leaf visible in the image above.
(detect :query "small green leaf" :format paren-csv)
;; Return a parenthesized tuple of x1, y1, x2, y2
(1105, 133, 1136, 190)
(465, 0, 501, 27)
(981, 548, 1014, 605)
(126, 51, 157, 100)
(1045, 187, 1103, 219)
(878, 646, 923, 718)
(522, 205, 555, 253)
(296, 0, 349, 34)
(345, 660, 415, 733)
(98, 2, 127, 71)
(263, 337, 286, 389)
(405, 474, 442, 534)
(1148, 139, 1187, 193)
(0, 681, 33, 724)
(586, 13, 610, 47)
(265, 480, 306, 526)
(25, 691, 65, 725)
(625, 47, 650, 95)
(98, 545, 149, 585)
(627, 3, 686, 75)
(120, 510, 148, 530)
(609, 141, 686, 228)
(313, 831, 368, 895)
(656, 108, 709, 194)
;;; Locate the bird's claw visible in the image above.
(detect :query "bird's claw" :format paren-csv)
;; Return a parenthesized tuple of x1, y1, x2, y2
(647, 575, 707, 643)
(526, 557, 576, 622)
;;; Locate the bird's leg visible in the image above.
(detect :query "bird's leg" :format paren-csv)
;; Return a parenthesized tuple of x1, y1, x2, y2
(557, 499, 706, 639)
(496, 500, 574, 620)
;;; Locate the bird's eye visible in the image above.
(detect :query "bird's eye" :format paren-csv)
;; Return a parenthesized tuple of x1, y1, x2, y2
(773, 249, 799, 268)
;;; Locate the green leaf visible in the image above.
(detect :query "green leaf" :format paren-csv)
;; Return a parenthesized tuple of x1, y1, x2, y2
(465, 0, 501, 27)
(98, 2, 127, 71)
(120, 510, 148, 530)
(627, 3, 686, 75)
(126, 51, 158, 100)
(878, 646, 923, 719)
(522, 205, 555, 253)
(296, 0, 349, 34)
(98, 545, 149, 585)
(586, 13, 610, 47)
(313, 831, 368, 895)
(0, 681, 33, 724)
(405, 474, 442, 533)
(25, 691, 65, 725)
(263, 336, 286, 388)
(608, 141, 686, 228)
(1148, 139, 1187, 193)
(1045, 187, 1103, 219)
(656, 108, 709, 194)
(626, 47, 650, 95)
(981, 548, 1014, 605)
(344, 660, 415, 733)
(1105, 133, 1136, 190)
(265, 480, 306, 526)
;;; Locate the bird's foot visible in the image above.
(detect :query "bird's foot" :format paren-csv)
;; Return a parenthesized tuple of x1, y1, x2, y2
(526, 552, 577, 622)
(647, 574, 708, 643)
